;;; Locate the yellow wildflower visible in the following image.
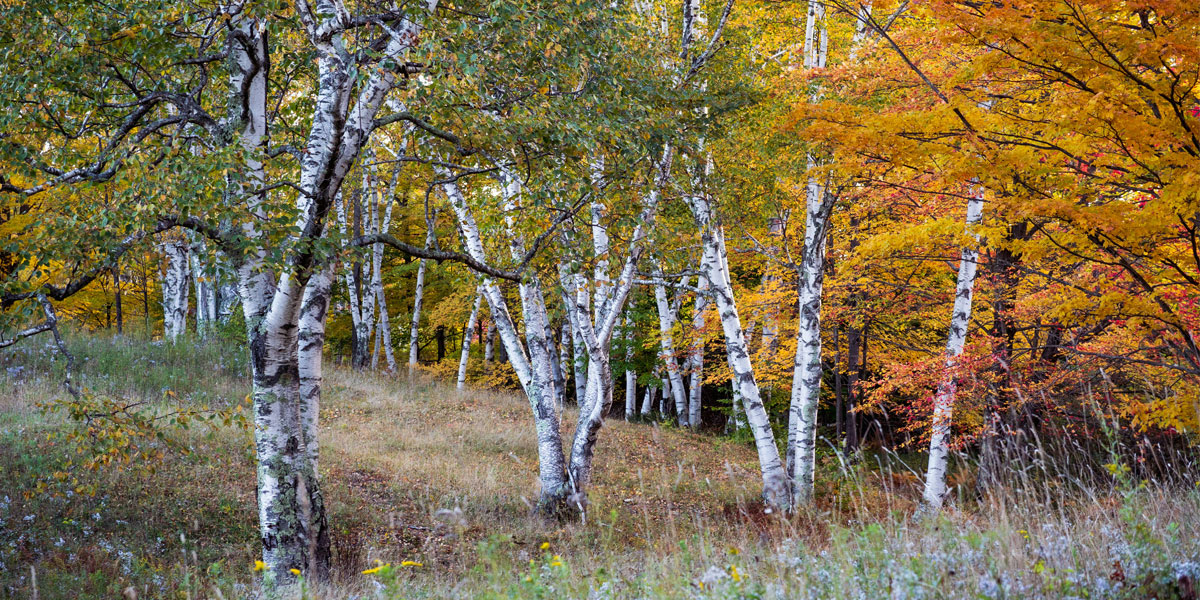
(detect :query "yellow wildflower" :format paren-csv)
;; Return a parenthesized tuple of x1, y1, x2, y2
(362, 562, 390, 575)
(401, 560, 423, 567)
(540, 541, 551, 550)
(730, 565, 742, 582)
(549, 555, 564, 567)
(289, 568, 301, 576)
(253, 560, 266, 572)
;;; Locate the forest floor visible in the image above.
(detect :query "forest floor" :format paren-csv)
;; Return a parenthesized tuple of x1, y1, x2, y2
(1, 333, 1199, 599)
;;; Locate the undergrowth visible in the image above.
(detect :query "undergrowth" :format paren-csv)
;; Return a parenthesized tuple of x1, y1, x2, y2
(0, 333, 1197, 599)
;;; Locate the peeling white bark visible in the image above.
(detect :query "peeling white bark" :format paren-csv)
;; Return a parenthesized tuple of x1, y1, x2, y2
(654, 274, 690, 426)
(788, 171, 834, 506)
(457, 286, 483, 390)
(686, 192, 791, 510)
(922, 186, 985, 510)
(160, 235, 190, 342)
(241, 0, 437, 582)
(686, 273, 709, 428)
(624, 311, 637, 421)
(407, 225, 435, 368)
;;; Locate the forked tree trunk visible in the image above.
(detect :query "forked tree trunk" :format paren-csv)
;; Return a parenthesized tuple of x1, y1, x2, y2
(922, 186, 985, 510)
(562, 150, 668, 504)
(441, 176, 570, 510)
(236, 0, 437, 583)
(788, 173, 833, 505)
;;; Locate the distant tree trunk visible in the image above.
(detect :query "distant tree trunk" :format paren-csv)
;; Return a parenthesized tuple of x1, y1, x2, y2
(371, 150, 400, 372)
(336, 187, 376, 371)
(484, 322, 495, 365)
(407, 225, 436, 369)
(978, 219, 1028, 493)
(687, 274, 708, 428)
(113, 261, 123, 335)
(642, 383, 655, 416)
(571, 315, 587, 404)
(190, 238, 218, 338)
(922, 186, 985, 511)
(140, 256, 151, 333)
(457, 286, 483, 390)
(624, 312, 637, 421)
(435, 325, 446, 362)
(558, 323, 571, 404)
(549, 322, 565, 408)
(160, 235, 190, 342)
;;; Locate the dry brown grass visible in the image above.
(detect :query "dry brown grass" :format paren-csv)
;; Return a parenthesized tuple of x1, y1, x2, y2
(3, 335, 1199, 599)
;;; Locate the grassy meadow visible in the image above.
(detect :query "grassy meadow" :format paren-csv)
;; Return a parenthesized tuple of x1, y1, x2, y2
(1, 333, 1198, 599)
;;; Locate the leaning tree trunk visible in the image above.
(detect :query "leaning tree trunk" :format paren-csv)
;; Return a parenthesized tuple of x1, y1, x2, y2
(687, 192, 791, 511)
(921, 186, 985, 511)
(457, 286, 483, 390)
(654, 277, 690, 426)
(441, 175, 570, 510)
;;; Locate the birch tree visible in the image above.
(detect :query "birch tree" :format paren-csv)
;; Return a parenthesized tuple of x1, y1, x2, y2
(921, 187, 984, 510)
(160, 234, 190, 342)
(407, 223, 436, 368)
(787, 0, 834, 506)
(457, 285, 484, 389)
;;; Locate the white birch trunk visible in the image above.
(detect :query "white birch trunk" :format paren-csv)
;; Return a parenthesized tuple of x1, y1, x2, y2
(457, 286, 483, 390)
(624, 312, 637, 421)
(686, 274, 709, 428)
(407, 225, 435, 368)
(243, 0, 437, 582)
(372, 144, 403, 372)
(190, 238, 217, 338)
(654, 278, 690, 426)
(921, 187, 985, 510)
(788, 172, 833, 506)
(160, 236, 190, 342)
(484, 321, 495, 364)
(561, 147, 670, 504)
(686, 193, 791, 510)
(786, 0, 834, 506)
(441, 176, 568, 509)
